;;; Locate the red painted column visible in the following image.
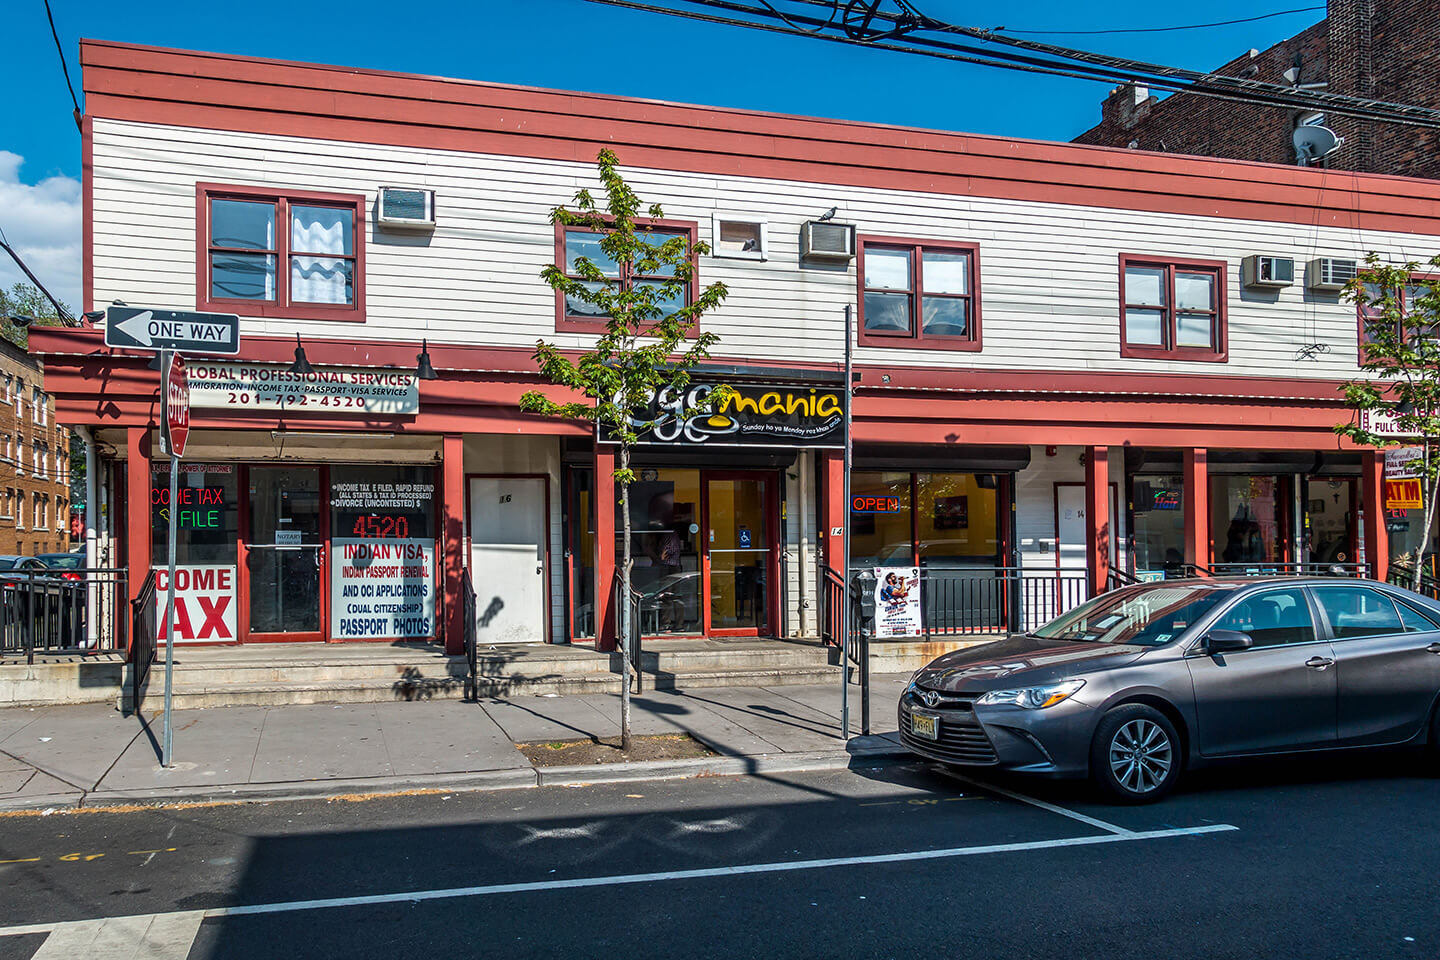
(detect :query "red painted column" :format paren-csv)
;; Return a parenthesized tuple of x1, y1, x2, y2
(594, 445, 616, 652)
(126, 426, 151, 607)
(1361, 449, 1387, 582)
(821, 450, 846, 574)
(442, 433, 465, 655)
(1085, 446, 1110, 596)
(1184, 448, 1210, 573)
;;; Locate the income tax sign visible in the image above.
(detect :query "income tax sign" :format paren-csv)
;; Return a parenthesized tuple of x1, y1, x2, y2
(163, 354, 190, 458)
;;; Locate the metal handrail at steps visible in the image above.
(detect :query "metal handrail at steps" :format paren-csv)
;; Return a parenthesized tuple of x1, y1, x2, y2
(1387, 562, 1440, 601)
(1, 566, 130, 664)
(128, 571, 157, 715)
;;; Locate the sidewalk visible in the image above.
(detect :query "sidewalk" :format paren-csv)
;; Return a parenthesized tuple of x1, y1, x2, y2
(0, 675, 912, 811)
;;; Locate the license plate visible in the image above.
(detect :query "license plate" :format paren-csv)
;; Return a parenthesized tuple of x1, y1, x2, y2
(910, 710, 940, 740)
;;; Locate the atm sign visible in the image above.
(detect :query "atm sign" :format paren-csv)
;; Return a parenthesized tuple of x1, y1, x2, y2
(1386, 479, 1423, 510)
(852, 496, 901, 513)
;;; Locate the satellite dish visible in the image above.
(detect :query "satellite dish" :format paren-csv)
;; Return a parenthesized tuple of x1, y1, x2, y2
(1293, 125, 1343, 164)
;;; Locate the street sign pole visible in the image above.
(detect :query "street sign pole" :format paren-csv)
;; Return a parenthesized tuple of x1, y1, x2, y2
(159, 349, 184, 768)
(841, 305, 853, 741)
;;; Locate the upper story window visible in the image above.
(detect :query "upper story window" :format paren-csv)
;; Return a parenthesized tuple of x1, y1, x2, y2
(857, 237, 981, 351)
(1357, 275, 1432, 354)
(1119, 255, 1228, 362)
(197, 184, 366, 322)
(554, 220, 697, 332)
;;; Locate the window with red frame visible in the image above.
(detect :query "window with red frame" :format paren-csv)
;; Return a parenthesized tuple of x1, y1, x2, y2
(1120, 257, 1226, 361)
(858, 239, 980, 349)
(198, 187, 363, 319)
(556, 223, 695, 329)
(1357, 276, 1431, 348)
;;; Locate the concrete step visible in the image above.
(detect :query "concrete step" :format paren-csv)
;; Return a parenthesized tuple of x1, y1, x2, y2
(864, 636, 999, 674)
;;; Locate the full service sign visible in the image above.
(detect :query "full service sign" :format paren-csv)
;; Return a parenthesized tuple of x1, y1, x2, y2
(188, 363, 419, 415)
(153, 565, 237, 644)
(602, 382, 845, 448)
(873, 566, 923, 639)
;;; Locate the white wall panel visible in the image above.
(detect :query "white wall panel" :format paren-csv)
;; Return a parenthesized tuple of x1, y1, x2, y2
(91, 118, 1440, 382)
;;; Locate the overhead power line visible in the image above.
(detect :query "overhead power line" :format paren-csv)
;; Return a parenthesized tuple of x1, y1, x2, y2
(995, 6, 1325, 36)
(43, 0, 82, 132)
(582, 0, 1440, 129)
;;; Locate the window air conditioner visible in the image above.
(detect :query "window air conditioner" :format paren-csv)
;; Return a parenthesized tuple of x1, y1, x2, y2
(377, 187, 436, 230)
(800, 220, 856, 261)
(1242, 255, 1294, 288)
(1306, 257, 1358, 291)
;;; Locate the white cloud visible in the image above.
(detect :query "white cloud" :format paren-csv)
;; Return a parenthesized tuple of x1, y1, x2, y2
(0, 151, 82, 315)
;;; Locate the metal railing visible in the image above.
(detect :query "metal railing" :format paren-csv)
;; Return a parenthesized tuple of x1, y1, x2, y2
(1388, 562, 1440, 601)
(849, 566, 1089, 639)
(1, 567, 130, 662)
(129, 571, 157, 714)
(461, 567, 477, 700)
(1106, 567, 1142, 591)
(1194, 562, 1371, 579)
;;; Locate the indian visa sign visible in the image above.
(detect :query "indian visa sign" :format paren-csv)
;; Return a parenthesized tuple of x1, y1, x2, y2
(600, 381, 844, 448)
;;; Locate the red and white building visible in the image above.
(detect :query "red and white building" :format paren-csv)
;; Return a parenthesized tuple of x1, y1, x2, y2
(32, 40, 1440, 656)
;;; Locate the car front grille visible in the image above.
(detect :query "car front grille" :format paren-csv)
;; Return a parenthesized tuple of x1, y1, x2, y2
(898, 692, 999, 765)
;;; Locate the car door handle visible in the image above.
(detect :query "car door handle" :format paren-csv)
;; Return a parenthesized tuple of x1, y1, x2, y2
(1305, 656, 1334, 670)
(1428, 642, 1440, 654)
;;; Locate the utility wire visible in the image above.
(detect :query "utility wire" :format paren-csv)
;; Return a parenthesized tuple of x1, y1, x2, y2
(0, 235, 77, 325)
(995, 6, 1324, 36)
(589, 0, 1440, 128)
(43, 0, 83, 132)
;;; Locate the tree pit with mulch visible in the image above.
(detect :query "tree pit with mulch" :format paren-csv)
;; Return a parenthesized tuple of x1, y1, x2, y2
(517, 733, 714, 767)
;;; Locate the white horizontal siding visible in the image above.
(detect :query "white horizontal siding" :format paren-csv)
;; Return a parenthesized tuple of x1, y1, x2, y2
(90, 117, 1440, 380)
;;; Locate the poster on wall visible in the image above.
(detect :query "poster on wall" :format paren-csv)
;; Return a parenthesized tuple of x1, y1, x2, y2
(328, 471, 438, 639)
(153, 565, 238, 644)
(330, 539, 436, 639)
(873, 566, 922, 639)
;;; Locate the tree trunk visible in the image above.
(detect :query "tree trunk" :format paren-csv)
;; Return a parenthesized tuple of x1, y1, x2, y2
(618, 443, 634, 753)
(1418, 443, 1438, 594)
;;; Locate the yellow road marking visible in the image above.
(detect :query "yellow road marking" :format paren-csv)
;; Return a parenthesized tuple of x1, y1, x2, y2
(126, 848, 178, 856)
(58, 853, 103, 862)
(0, 858, 40, 864)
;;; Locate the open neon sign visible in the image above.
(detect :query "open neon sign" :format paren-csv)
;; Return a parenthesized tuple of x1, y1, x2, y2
(852, 496, 902, 514)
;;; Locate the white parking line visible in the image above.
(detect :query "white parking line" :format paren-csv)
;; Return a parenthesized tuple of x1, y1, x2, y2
(935, 770, 1135, 835)
(0, 823, 1236, 940)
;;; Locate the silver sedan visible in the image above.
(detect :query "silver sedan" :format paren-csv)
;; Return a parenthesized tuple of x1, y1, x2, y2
(900, 577, 1440, 802)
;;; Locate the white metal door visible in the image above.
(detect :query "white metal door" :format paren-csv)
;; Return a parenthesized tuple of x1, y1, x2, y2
(1056, 485, 1089, 575)
(468, 477, 547, 644)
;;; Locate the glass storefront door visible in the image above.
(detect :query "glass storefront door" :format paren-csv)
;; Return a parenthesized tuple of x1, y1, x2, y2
(706, 475, 771, 634)
(246, 466, 324, 639)
(1210, 475, 1291, 569)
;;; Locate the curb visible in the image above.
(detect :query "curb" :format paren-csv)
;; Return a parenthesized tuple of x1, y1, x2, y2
(0, 737, 914, 812)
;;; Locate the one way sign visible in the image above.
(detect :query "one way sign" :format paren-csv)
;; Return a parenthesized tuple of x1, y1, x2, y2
(103, 306, 241, 355)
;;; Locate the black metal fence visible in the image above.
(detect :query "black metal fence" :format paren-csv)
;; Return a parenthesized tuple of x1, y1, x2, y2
(847, 566, 1089, 639)
(0, 567, 130, 663)
(1199, 561, 1371, 578)
(129, 571, 157, 714)
(1387, 562, 1440, 601)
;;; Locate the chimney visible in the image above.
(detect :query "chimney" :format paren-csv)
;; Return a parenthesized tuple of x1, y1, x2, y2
(1327, 0, 1373, 169)
(1099, 82, 1153, 130)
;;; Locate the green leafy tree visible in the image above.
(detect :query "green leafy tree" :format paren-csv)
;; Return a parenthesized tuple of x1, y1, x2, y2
(0, 282, 68, 349)
(1335, 253, 1440, 590)
(520, 150, 730, 751)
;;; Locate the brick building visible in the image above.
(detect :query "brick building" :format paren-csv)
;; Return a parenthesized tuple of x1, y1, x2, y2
(1073, 0, 1440, 180)
(0, 338, 72, 557)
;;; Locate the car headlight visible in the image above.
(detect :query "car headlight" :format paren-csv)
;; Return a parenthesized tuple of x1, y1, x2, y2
(976, 679, 1085, 709)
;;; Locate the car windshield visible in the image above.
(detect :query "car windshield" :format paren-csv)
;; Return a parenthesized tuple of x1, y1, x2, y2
(1033, 584, 1231, 646)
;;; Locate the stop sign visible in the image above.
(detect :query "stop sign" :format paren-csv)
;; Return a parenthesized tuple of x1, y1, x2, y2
(164, 353, 190, 458)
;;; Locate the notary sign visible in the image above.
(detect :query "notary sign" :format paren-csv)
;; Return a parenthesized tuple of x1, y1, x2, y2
(103, 306, 241, 355)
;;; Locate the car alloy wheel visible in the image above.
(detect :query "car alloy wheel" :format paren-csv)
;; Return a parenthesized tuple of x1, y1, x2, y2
(1108, 718, 1173, 795)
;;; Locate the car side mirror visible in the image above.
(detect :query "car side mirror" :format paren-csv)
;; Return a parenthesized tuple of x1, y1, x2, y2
(1204, 629, 1254, 654)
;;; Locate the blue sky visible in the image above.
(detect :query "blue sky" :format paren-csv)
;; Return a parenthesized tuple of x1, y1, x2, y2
(2, 0, 1324, 309)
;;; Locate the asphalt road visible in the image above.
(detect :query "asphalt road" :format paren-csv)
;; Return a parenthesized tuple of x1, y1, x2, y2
(0, 749, 1436, 959)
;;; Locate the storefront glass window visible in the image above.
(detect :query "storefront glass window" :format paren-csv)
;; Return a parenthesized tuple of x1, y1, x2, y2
(151, 463, 239, 565)
(619, 469, 702, 635)
(1211, 475, 1286, 566)
(1307, 478, 1354, 565)
(850, 471, 912, 566)
(1131, 474, 1184, 577)
(567, 468, 596, 640)
(914, 473, 1000, 568)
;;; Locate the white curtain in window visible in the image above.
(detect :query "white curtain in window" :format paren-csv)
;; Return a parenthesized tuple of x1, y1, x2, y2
(291, 207, 350, 305)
